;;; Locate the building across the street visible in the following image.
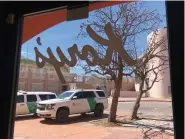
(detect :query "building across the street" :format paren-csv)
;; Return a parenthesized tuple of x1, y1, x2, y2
(18, 57, 76, 95)
(135, 27, 171, 99)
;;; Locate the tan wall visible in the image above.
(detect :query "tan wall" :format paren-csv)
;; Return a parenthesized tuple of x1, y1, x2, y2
(120, 91, 146, 98)
(76, 83, 94, 89)
(106, 78, 135, 92)
(120, 91, 137, 97)
(18, 71, 75, 95)
(147, 28, 171, 98)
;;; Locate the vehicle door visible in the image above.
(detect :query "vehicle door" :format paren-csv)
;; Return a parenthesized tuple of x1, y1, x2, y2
(70, 92, 87, 114)
(95, 91, 108, 109)
(16, 94, 28, 115)
(83, 91, 97, 112)
(26, 94, 38, 114)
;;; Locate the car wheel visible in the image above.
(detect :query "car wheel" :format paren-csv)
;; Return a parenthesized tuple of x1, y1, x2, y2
(56, 108, 69, 123)
(94, 104, 104, 117)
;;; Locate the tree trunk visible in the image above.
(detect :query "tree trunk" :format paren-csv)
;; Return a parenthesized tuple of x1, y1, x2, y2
(108, 78, 122, 122)
(131, 91, 144, 120)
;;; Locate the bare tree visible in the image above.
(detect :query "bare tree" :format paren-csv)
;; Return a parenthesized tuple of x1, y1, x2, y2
(76, 2, 163, 122)
(131, 29, 169, 120)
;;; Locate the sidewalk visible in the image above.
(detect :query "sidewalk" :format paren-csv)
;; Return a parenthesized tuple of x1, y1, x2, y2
(108, 97, 172, 102)
(14, 110, 173, 139)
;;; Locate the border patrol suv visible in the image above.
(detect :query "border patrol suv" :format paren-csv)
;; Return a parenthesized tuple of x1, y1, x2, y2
(37, 89, 108, 122)
(16, 91, 57, 116)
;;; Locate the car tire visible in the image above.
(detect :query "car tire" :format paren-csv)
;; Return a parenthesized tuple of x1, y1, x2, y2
(56, 108, 69, 123)
(94, 104, 104, 117)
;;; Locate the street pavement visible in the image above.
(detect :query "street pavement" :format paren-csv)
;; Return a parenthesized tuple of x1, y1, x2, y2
(106, 101, 174, 133)
(117, 101, 173, 119)
(108, 97, 173, 119)
(114, 97, 172, 102)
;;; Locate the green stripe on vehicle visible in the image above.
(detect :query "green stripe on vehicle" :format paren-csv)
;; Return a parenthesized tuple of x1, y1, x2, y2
(26, 102, 37, 113)
(87, 98, 96, 111)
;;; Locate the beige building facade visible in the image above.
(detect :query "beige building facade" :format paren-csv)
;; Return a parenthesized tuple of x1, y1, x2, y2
(18, 57, 76, 95)
(18, 57, 137, 97)
(135, 28, 171, 99)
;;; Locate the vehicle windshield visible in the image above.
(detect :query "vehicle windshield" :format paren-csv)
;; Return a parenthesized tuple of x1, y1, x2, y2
(57, 91, 74, 99)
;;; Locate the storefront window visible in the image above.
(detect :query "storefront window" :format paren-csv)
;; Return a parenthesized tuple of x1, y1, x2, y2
(14, 2, 174, 139)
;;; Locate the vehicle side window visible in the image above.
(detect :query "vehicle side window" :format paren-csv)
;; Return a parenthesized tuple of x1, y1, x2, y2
(73, 92, 83, 99)
(39, 95, 47, 101)
(96, 91, 105, 97)
(27, 95, 37, 102)
(83, 91, 96, 98)
(49, 94, 56, 99)
(16, 95, 24, 103)
(39, 94, 56, 100)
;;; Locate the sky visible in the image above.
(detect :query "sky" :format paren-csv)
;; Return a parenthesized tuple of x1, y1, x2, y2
(21, 1, 167, 75)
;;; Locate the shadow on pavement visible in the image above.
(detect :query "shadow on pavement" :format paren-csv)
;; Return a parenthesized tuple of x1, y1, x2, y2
(40, 113, 109, 125)
(117, 121, 174, 132)
(141, 127, 173, 139)
(141, 117, 173, 122)
(15, 115, 40, 121)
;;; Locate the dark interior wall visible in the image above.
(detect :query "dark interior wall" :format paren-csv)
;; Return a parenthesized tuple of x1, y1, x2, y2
(0, 2, 23, 139)
(0, 2, 92, 139)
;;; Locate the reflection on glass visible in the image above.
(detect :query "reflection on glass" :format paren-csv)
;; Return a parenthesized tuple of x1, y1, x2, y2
(14, 2, 174, 139)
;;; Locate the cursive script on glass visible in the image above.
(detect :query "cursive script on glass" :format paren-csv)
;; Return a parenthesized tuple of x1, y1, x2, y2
(34, 22, 136, 84)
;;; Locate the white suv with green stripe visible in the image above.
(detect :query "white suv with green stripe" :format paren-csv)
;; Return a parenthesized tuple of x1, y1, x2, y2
(36, 89, 108, 122)
(16, 91, 57, 116)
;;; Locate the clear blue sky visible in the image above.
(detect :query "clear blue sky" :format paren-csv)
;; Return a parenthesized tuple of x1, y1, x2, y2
(21, 1, 166, 75)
